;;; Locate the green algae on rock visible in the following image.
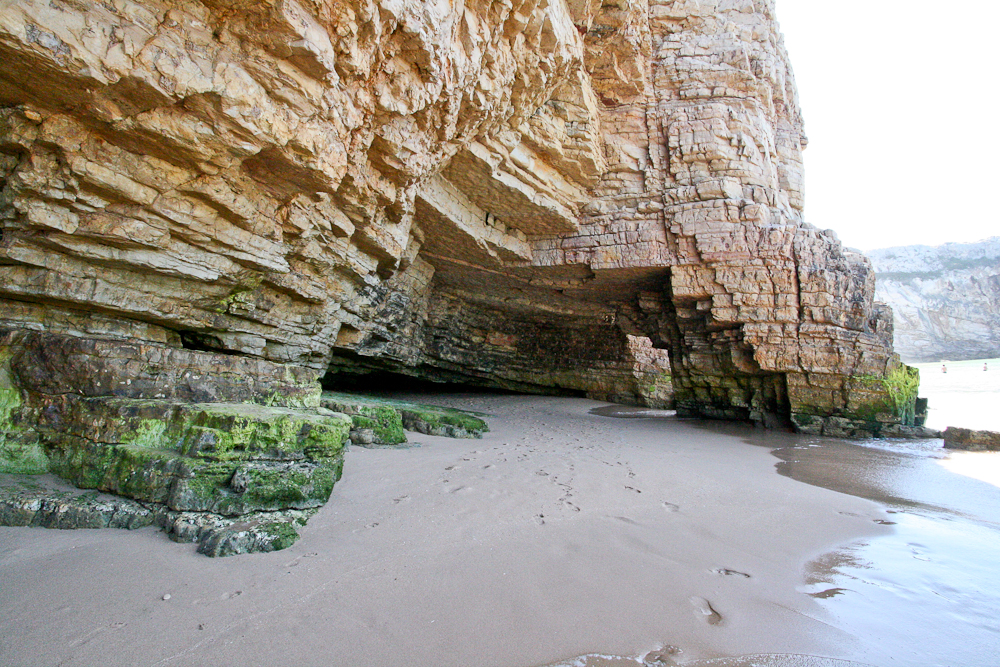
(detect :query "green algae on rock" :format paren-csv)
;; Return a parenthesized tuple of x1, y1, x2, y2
(43, 398, 350, 515)
(0, 475, 318, 556)
(0, 350, 47, 475)
(320, 393, 407, 445)
(320, 392, 489, 442)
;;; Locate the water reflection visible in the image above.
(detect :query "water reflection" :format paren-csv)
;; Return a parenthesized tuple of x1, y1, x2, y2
(778, 437, 1000, 666)
(589, 405, 678, 419)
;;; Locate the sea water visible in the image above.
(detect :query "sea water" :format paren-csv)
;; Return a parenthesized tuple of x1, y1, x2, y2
(763, 359, 1000, 666)
(556, 361, 1000, 667)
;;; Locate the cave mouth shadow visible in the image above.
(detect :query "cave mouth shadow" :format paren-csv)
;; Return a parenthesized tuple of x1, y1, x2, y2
(320, 369, 587, 399)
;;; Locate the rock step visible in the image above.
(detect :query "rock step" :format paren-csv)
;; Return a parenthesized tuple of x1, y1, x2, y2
(320, 392, 489, 444)
(0, 478, 315, 557)
(943, 427, 1000, 451)
(39, 397, 351, 515)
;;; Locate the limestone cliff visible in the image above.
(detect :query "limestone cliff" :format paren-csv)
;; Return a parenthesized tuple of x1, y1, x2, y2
(871, 238, 1000, 363)
(0, 0, 927, 519)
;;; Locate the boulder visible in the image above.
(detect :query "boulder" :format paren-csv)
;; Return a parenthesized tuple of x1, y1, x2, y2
(943, 427, 1000, 451)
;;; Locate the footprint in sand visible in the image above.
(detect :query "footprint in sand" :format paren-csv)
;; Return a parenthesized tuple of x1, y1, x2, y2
(644, 646, 682, 666)
(284, 552, 319, 567)
(661, 502, 680, 512)
(221, 590, 243, 600)
(611, 515, 642, 526)
(711, 567, 751, 578)
(625, 485, 642, 493)
(689, 596, 723, 625)
(444, 465, 457, 471)
(393, 495, 410, 504)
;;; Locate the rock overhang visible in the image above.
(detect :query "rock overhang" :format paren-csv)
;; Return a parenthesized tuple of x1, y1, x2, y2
(0, 0, 932, 551)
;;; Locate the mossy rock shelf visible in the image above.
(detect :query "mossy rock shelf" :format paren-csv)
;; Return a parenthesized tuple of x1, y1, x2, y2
(320, 392, 489, 443)
(40, 398, 351, 515)
(0, 477, 318, 557)
(0, 391, 490, 555)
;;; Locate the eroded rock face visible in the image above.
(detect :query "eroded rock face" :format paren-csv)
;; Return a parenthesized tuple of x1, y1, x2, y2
(871, 239, 1000, 363)
(0, 0, 920, 443)
(943, 427, 1000, 452)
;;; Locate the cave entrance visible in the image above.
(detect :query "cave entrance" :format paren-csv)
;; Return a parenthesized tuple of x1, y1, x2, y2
(320, 363, 589, 399)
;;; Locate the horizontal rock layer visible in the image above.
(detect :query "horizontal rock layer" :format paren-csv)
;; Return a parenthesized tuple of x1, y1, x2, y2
(0, 0, 924, 451)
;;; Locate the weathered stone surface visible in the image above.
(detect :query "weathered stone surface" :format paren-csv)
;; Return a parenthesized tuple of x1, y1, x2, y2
(41, 397, 350, 515)
(161, 507, 316, 557)
(0, 476, 157, 529)
(0, 474, 317, 556)
(943, 427, 1000, 452)
(1, 329, 322, 408)
(0, 0, 925, 485)
(871, 238, 1000, 363)
(320, 391, 489, 441)
(0, 331, 353, 554)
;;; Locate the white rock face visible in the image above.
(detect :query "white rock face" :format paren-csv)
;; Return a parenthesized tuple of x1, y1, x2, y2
(870, 238, 1000, 362)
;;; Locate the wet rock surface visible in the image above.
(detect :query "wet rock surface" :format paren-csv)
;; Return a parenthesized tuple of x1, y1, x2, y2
(0, 331, 488, 554)
(943, 427, 1000, 451)
(0, 474, 316, 556)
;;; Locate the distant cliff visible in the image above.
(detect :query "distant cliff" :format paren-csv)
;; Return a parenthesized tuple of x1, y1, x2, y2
(870, 238, 1000, 362)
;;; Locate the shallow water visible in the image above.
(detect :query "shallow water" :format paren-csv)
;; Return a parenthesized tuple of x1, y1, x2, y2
(559, 367, 1000, 667)
(746, 365, 1000, 665)
(774, 437, 1000, 667)
(764, 363, 1000, 664)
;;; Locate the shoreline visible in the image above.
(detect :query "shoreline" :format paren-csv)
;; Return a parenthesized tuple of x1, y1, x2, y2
(0, 395, 928, 666)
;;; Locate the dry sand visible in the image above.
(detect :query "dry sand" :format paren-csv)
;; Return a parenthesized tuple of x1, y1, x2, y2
(0, 395, 896, 667)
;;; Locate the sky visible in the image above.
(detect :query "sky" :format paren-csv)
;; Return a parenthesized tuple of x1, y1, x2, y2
(775, 0, 1000, 251)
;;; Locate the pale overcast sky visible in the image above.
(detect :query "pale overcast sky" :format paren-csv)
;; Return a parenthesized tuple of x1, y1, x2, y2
(775, 0, 999, 251)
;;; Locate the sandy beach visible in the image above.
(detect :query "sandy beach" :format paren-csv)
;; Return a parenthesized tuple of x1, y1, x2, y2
(2, 394, 997, 667)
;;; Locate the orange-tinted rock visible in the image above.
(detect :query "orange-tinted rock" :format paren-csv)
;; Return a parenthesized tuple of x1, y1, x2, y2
(0, 0, 924, 435)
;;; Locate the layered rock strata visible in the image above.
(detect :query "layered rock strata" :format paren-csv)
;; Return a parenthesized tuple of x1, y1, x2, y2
(0, 0, 927, 515)
(0, 329, 489, 553)
(870, 238, 1000, 363)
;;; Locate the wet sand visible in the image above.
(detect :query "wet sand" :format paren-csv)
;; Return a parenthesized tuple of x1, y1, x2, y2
(1, 395, 996, 666)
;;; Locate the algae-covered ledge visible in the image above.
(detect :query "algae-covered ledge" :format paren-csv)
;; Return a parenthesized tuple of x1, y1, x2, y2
(0, 331, 490, 556)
